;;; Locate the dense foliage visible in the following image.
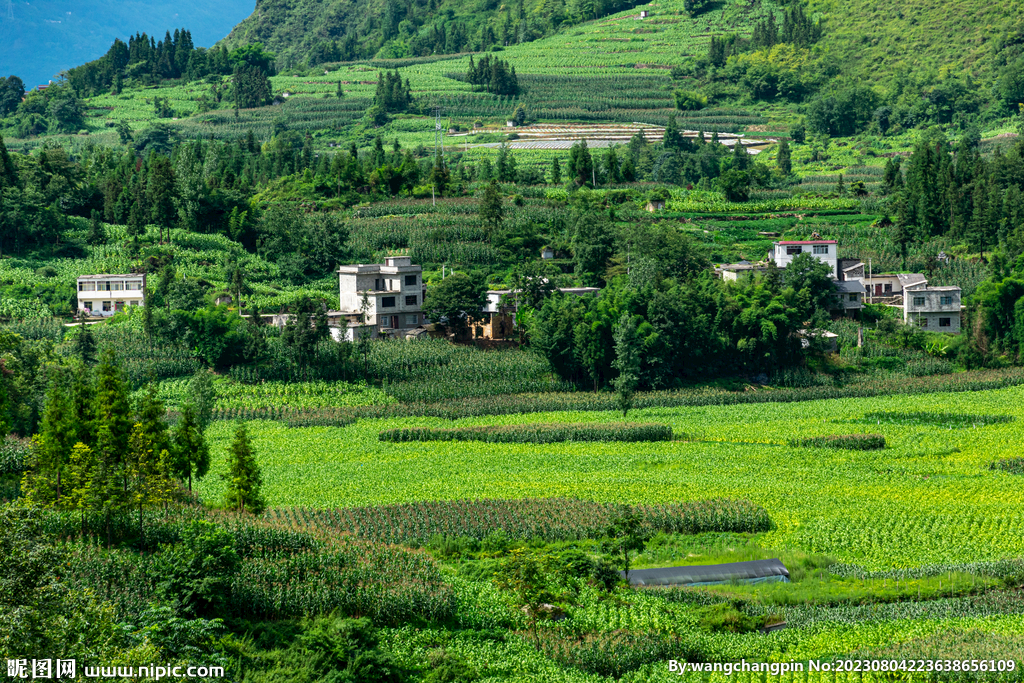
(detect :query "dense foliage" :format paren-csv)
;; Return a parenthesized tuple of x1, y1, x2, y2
(378, 421, 673, 443)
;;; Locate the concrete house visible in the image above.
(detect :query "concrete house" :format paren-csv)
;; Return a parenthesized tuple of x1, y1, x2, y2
(337, 257, 424, 340)
(770, 240, 837, 277)
(833, 279, 865, 314)
(77, 274, 145, 317)
(904, 286, 962, 333)
(718, 261, 769, 282)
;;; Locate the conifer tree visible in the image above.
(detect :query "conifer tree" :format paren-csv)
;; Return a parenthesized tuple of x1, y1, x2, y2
(135, 383, 171, 459)
(611, 312, 641, 418)
(22, 372, 76, 506)
(173, 402, 211, 493)
(480, 179, 504, 234)
(776, 140, 792, 175)
(126, 423, 175, 533)
(223, 423, 265, 514)
(550, 157, 561, 184)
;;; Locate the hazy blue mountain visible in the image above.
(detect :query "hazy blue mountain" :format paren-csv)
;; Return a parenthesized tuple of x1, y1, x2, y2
(0, 0, 254, 88)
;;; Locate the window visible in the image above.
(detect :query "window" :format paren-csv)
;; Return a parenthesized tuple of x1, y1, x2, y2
(939, 317, 951, 327)
(381, 296, 396, 308)
(940, 296, 953, 305)
(405, 295, 417, 306)
(115, 301, 125, 311)
(129, 300, 139, 306)
(126, 281, 142, 291)
(405, 275, 417, 286)
(849, 293, 858, 302)
(405, 314, 418, 326)
(786, 245, 802, 256)
(913, 296, 925, 306)
(813, 245, 829, 255)
(79, 282, 96, 292)
(83, 301, 93, 311)
(98, 282, 110, 291)
(918, 317, 928, 327)
(111, 282, 124, 291)
(102, 301, 112, 312)
(379, 316, 390, 327)
(884, 284, 892, 293)
(374, 278, 382, 291)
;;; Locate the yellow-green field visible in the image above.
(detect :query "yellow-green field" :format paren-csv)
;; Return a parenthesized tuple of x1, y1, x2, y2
(197, 385, 1024, 569)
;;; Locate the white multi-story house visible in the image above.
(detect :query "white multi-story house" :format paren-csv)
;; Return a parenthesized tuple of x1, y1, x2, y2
(770, 239, 838, 278)
(77, 274, 146, 317)
(338, 256, 424, 338)
(903, 286, 962, 333)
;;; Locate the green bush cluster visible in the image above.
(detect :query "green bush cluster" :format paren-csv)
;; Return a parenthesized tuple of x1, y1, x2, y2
(789, 434, 886, 450)
(378, 422, 673, 444)
(991, 458, 1024, 475)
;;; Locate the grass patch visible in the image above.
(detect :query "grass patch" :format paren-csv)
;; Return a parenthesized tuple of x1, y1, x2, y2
(789, 434, 886, 450)
(378, 422, 673, 444)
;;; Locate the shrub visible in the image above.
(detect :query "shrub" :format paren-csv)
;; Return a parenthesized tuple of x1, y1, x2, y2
(789, 434, 885, 450)
(991, 458, 1024, 475)
(674, 90, 708, 111)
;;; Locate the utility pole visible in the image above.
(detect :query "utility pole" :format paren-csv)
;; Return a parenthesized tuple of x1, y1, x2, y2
(868, 257, 872, 305)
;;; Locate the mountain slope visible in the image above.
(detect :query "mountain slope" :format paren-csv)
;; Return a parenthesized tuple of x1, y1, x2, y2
(0, 0, 255, 87)
(810, 0, 1024, 83)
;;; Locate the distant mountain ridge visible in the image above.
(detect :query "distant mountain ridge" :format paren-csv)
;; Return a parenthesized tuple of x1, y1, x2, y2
(0, 0, 255, 88)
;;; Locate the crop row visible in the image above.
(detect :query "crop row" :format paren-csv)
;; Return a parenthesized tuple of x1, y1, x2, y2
(267, 498, 772, 546)
(379, 422, 673, 444)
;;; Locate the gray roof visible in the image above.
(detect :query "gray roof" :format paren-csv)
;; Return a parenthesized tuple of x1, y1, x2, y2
(622, 559, 790, 586)
(77, 273, 143, 279)
(834, 280, 866, 293)
(897, 273, 927, 286)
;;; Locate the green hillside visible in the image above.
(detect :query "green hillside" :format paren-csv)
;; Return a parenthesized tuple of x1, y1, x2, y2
(810, 0, 1024, 83)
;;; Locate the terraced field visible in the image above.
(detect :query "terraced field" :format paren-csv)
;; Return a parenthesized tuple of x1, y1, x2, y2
(196, 384, 1024, 570)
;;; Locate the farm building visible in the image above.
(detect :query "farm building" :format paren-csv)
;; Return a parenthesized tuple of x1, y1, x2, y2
(904, 286, 962, 333)
(717, 261, 769, 282)
(622, 559, 790, 587)
(77, 274, 145, 317)
(832, 279, 865, 315)
(646, 199, 666, 212)
(770, 239, 837, 277)
(336, 257, 425, 340)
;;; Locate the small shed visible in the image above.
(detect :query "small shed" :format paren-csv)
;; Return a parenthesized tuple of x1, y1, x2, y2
(541, 246, 555, 259)
(639, 10, 649, 18)
(646, 199, 666, 212)
(621, 559, 790, 587)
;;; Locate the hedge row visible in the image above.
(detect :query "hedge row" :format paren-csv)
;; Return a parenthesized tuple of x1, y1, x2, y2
(379, 422, 673, 444)
(789, 434, 886, 450)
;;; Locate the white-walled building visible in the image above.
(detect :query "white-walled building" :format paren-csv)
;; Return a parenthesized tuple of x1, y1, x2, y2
(337, 257, 424, 337)
(770, 240, 838, 278)
(904, 286, 962, 333)
(77, 274, 146, 317)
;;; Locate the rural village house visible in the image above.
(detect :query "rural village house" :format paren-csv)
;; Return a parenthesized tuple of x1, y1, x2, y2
(77, 274, 145, 317)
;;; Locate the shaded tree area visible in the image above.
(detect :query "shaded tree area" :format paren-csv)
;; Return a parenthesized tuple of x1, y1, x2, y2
(66, 31, 275, 97)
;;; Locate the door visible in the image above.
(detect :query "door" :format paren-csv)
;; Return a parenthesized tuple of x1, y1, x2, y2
(875, 284, 883, 296)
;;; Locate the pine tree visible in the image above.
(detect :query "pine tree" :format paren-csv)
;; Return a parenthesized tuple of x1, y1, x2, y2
(611, 312, 641, 417)
(73, 321, 97, 363)
(135, 383, 171, 458)
(776, 140, 792, 175)
(480, 179, 504, 233)
(126, 423, 176, 533)
(172, 403, 210, 493)
(22, 372, 76, 507)
(550, 157, 561, 184)
(223, 423, 265, 515)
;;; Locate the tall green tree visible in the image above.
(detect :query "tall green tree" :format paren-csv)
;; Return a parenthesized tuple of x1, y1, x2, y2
(611, 312, 641, 417)
(423, 272, 487, 338)
(776, 140, 792, 175)
(223, 422, 265, 514)
(479, 179, 504, 234)
(172, 402, 210, 493)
